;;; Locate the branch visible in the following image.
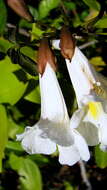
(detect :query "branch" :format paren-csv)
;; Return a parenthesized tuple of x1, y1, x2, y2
(79, 40, 98, 50)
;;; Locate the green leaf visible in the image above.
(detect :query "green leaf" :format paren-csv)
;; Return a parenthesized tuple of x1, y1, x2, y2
(0, 38, 13, 53)
(95, 146, 107, 168)
(0, 56, 28, 105)
(0, 105, 8, 172)
(0, 0, 7, 35)
(90, 56, 106, 66)
(64, 182, 74, 190)
(82, 0, 100, 11)
(25, 85, 40, 104)
(6, 141, 23, 152)
(9, 153, 42, 190)
(38, 0, 60, 19)
(64, 2, 76, 10)
(95, 16, 107, 28)
(8, 117, 24, 139)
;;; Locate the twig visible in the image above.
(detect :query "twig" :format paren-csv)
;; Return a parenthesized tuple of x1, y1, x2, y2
(79, 160, 92, 190)
(6, 23, 30, 37)
(79, 40, 97, 50)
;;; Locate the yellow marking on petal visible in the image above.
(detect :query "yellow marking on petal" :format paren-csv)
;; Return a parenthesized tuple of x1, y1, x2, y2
(88, 102, 103, 119)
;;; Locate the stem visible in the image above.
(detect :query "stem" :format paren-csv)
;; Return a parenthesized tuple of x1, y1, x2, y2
(79, 40, 97, 50)
(79, 160, 92, 190)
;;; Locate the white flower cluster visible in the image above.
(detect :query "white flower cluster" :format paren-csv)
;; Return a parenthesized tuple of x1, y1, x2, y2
(17, 30, 107, 166)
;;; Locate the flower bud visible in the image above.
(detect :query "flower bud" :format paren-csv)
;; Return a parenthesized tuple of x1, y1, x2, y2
(60, 26, 75, 60)
(7, 0, 33, 22)
(37, 38, 57, 75)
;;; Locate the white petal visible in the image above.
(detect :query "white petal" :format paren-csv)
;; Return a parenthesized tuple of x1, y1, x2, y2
(52, 40, 60, 50)
(70, 107, 87, 129)
(66, 49, 94, 106)
(17, 125, 56, 155)
(38, 119, 74, 146)
(73, 130, 90, 161)
(98, 114, 107, 145)
(77, 121, 99, 146)
(100, 144, 107, 152)
(76, 47, 98, 84)
(40, 63, 69, 123)
(58, 144, 80, 166)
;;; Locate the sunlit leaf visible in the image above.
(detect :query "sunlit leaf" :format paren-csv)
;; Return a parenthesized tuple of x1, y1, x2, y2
(64, 182, 74, 190)
(90, 56, 106, 66)
(0, 37, 13, 53)
(0, 105, 8, 172)
(95, 16, 107, 28)
(8, 117, 24, 139)
(0, 56, 28, 105)
(95, 146, 107, 168)
(38, 0, 60, 19)
(25, 85, 40, 104)
(9, 153, 42, 190)
(82, 0, 100, 11)
(6, 141, 23, 152)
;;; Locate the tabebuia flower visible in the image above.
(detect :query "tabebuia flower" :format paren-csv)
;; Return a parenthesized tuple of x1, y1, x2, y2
(60, 26, 107, 151)
(17, 38, 90, 166)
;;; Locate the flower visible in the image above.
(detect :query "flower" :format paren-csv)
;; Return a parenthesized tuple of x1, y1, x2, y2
(58, 26, 107, 151)
(17, 39, 90, 166)
(66, 47, 107, 151)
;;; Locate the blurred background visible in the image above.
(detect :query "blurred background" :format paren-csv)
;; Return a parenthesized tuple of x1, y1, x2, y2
(0, 0, 107, 189)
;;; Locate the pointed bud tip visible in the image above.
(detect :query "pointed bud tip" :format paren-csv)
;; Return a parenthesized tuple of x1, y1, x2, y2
(60, 26, 75, 60)
(7, 0, 33, 22)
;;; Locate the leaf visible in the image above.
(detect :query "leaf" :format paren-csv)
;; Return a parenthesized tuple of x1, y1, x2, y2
(90, 56, 106, 66)
(8, 117, 24, 139)
(64, 2, 76, 10)
(82, 0, 100, 11)
(9, 153, 42, 190)
(0, 37, 13, 53)
(0, 105, 8, 172)
(95, 16, 107, 28)
(95, 146, 107, 168)
(0, 0, 7, 35)
(6, 141, 23, 152)
(64, 182, 74, 190)
(31, 23, 44, 40)
(0, 56, 28, 105)
(38, 0, 60, 19)
(8, 48, 38, 76)
(25, 85, 41, 104)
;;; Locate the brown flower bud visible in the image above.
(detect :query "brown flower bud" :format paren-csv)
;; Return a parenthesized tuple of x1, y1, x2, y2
(7, 0, 33, 22)
(37, 38, 57, 75)
(60, 26, 75, 60)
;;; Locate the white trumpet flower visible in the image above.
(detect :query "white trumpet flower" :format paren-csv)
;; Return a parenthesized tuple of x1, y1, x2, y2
(52, 38, 107, 151)
(66, 47, 107, 151)
(17, 63, 90, 165)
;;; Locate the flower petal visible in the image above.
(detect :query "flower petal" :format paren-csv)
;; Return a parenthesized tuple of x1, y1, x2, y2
(58, 130, 90, 166)
(58, 144, 80, 166)
(73, 130, 90, 161)
(65, 49, 94, 106)
(40, 63, 69, 123)
(70, 107, 87, 129)
(98, 114, 107, 146)
(17, 125, 56, 155)
(38, 119, 74, 146)
(77, 121, 99, 146)
(52, 40, 60, 50)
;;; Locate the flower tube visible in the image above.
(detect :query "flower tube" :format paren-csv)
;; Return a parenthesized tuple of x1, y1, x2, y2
(59, 26, 107, 151)
(17, 38, 90, 165)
